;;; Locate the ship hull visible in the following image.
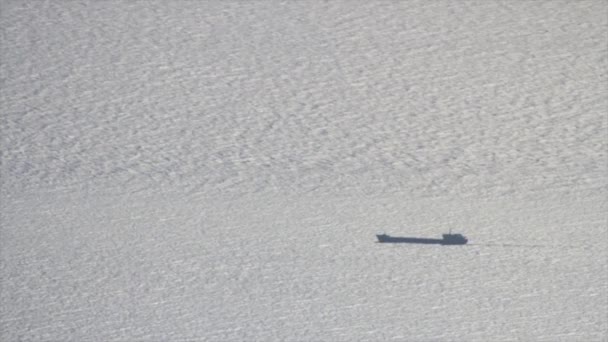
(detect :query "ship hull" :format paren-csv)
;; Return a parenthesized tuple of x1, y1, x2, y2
(376, 235, 442, 244)
(376, 234, 467, 245)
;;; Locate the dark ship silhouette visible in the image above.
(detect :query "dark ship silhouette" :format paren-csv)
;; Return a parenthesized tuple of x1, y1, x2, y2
(376, 232, 468, 245)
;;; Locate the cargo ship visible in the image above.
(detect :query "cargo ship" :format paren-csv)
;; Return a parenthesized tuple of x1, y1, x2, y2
(376, 233, 468, 245)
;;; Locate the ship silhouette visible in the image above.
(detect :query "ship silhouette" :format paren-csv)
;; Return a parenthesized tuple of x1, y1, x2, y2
(376, 232, 468, 245)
